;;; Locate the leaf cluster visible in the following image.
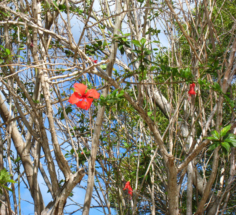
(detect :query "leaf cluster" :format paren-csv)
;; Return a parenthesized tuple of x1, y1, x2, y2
(207, 125, 236, 153)
(0, 169, 16, 193)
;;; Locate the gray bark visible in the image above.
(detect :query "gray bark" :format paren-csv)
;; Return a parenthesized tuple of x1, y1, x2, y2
(167, 158, 179, 215)
(0, 93, 45, 211)
(0, 135, 7, 215)
(186, 162, 193, 215)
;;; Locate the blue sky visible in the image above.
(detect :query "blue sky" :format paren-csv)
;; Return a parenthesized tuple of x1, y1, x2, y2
(10, 167, 115, 215)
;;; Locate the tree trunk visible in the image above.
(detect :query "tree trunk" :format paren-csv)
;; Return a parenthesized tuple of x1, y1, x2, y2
(186, 162, 193, 215)
(0, 136, 7, 215)
(167, 157, 179, 215)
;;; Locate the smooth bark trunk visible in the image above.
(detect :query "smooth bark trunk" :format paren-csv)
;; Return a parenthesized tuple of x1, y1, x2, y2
(0, 136, 7, 215)
(167, 157, 179, 215)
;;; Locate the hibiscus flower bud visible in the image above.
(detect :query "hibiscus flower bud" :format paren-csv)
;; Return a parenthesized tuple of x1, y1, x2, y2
(123, 181, 133, 197)
(188, 83, 196, 96)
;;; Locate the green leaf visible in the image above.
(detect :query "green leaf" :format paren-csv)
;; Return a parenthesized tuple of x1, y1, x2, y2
(224, 134, 236, 147)
(131, 40, 141, 48)
(52, 0, 58, 7)
(211, 130, 220, 140)
(7, 179, 16, 184)
(220, 125, 231, 137)
(5, 49, 10, 55)
(107, 99, 116, 104)
(65, 153, 70, 158)
(1, 185, 12, 192)
(111, 89, 119, 96)
(140, 38, 146, 45)
(207, 136, 219, 141)
(212, 82, 221, 92)
(208, 142, 220, 151)
(16, 55, 25, 59)
(221, 142, 231, 152)
(180, 68, 193, 80)
(0, 11, 9, 17)
(15, 156, 21, 163)
(124, 142, 129, 148)
(58, 4, 67, 11)
(144, 50, 152, 55)
(100, 65, 107, 70)
(150, 66, 156, 71)
(33, 100, 40, 104)
(118, 45, 125, 55)
(124, 33, 131, 37)
(0, 169, 16, 191)
(60, 112, 65, 120)
(117, 90, 124, 98)
(65, 106, 72, 114)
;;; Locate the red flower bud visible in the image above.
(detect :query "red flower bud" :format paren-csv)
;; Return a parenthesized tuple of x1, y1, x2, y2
(123, 181, 133, 196)
(188, 83, 196, 96)
(89, 58, 97, 63)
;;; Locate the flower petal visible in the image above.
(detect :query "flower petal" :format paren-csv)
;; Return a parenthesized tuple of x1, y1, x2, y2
(128, 189, 133, 196)
(86, 89, 100, 99)
(68, 93, 80, 104)
(123, 182, 133, 196)
(74, 83, 87, 96)
(76, 98, 93, 110)
(87, 98, 94, 105)
(123, 181, 130, 190)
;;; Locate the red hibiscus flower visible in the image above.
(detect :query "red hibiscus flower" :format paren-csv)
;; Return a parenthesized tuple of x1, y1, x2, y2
(188, 83, 196, 96)
(123, 181, 133, 197)
(68, 83, 100, 110)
